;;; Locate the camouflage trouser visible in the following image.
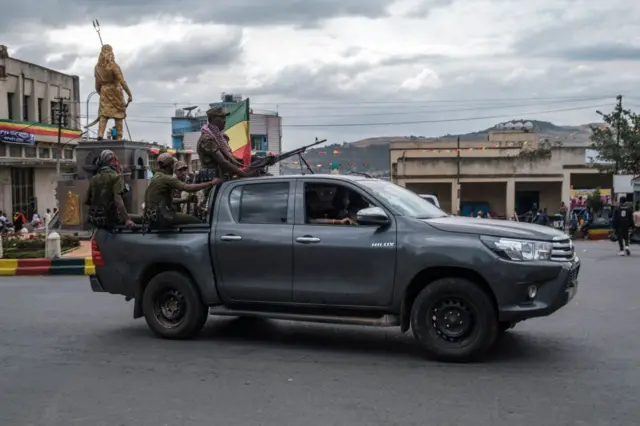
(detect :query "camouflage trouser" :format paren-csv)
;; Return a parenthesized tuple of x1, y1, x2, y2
(144, 207, 202, 229)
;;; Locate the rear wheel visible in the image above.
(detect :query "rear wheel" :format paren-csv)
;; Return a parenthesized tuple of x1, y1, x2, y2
(142, 271, 208, 339)
(410, 277, 498, 362)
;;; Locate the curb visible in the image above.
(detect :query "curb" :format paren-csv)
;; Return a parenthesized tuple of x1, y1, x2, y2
(0, 257, 95, 276)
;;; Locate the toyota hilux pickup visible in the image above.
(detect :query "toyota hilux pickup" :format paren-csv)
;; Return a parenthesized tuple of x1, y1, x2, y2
(89, 174, 579, 362)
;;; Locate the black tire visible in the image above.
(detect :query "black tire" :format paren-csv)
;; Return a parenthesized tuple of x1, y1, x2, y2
(142, 271, 208, 339)
(410, 277, 498, 363)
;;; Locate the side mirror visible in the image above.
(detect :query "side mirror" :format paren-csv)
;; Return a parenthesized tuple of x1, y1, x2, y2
(356, 207, 390, 226)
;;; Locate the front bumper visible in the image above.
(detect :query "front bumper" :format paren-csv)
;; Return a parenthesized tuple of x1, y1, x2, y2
(498, 257, 580, 322)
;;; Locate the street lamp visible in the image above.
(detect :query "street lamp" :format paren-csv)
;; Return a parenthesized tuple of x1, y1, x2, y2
(86, 91, 98, 139)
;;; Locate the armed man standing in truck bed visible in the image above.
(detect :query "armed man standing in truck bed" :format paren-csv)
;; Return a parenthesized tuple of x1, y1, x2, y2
(196, 107, 255, 183)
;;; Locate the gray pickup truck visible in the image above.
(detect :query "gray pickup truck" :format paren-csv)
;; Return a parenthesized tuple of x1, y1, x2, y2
(90, 174, 579, 362)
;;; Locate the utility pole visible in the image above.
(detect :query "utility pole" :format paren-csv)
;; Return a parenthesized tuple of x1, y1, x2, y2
(615, 94, 623, 174)
(456, 136, 461, 215)
(54, 96, 68, 177)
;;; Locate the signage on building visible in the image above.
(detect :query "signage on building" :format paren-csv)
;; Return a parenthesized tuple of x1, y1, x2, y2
(584, 149, 613, 165)
(0, 129, 36, 145)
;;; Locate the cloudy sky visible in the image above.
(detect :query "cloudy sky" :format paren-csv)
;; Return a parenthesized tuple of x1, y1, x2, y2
(3, 0, 640, 149)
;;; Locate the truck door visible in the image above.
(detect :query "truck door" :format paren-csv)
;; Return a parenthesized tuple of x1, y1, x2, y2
(213, 180, 294, 303)
(292, 179, 397, 307)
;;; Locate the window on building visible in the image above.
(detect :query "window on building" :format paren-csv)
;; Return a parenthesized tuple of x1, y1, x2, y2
(229, 182, 289, 224)
(9, 145, 22, 157)
(62, 103, 70, 128)
(0, 143, 6, 157)
(23, 96, 30, 121)
(24, 146, 37, 158)
(39, 146, 51, 158)
(38, 98, 44, 122)
(63, 148, 73, 159)
(7, 93, 15, 120)
(11, 167, 35, 217)
(250, 135, 268, 152)
(0, 65, 6, 79)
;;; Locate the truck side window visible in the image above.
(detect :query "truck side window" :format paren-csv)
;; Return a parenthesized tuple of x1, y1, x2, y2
(304, 183, 374, 225)
(229, 182, 289, 224)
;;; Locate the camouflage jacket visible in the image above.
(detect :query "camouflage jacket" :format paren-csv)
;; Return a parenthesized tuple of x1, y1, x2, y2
(86, 169, 126, 227)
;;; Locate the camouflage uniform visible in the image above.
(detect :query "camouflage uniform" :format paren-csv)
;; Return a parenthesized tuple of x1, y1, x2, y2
(143, 154, 202, 229)
(86, 150, 133, 228)
(196, 107, 233, 218)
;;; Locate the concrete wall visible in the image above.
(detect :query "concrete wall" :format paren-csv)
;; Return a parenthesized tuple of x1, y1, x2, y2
(34, 168, 58, 212)
(0, 167, 10, 214)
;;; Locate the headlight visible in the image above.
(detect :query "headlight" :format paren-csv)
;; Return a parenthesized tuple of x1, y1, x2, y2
(481, 236, 552, 261)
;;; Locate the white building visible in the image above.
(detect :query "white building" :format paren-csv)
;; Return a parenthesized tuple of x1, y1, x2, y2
(0, 45, 82, 217)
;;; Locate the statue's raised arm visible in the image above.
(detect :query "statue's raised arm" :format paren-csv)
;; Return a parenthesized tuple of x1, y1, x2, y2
(92, 44, 132, 140)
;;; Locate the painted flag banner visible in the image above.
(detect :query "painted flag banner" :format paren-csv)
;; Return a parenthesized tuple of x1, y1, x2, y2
(224, 99, 252, 166)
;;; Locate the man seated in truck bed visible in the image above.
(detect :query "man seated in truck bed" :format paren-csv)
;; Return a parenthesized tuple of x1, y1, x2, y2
(143, 153, 219, 229)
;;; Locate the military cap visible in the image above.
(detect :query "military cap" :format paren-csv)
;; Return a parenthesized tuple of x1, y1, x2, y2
(173, 160, 188, 172)
(157, 152, 177, 168)
(206, 107, 230, 118)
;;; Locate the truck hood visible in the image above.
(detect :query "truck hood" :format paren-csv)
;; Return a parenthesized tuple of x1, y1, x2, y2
(422, 216, 567, 240)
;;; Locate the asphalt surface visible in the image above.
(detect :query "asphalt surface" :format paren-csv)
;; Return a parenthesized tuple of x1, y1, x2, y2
(0, 241, 638, 426)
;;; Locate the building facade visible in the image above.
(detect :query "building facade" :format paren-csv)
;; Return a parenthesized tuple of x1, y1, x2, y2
(0, 45, 82, 217)
(391, 126, 612, 217)
(171, 96, 282, 175)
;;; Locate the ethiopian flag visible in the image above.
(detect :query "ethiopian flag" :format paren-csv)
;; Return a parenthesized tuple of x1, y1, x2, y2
(224, 99, 252, 166)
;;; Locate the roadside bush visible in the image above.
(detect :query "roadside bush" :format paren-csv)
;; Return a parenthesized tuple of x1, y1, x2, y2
(1, 234, 81, 259)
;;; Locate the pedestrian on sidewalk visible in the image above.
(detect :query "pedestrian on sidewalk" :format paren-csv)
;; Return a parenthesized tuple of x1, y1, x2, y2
(612, 196, 634, 256)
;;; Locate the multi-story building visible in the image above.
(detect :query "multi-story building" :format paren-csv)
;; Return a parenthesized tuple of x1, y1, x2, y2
(171, 94, 282, 175)
(391, 123, 612, 216)
(0, 45, 82, 217)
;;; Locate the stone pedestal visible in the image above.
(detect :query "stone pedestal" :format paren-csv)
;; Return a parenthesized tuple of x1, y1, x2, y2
(56, 140, 151, 231)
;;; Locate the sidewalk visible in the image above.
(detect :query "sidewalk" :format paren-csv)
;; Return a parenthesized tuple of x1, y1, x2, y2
(63, 240, 91, 258)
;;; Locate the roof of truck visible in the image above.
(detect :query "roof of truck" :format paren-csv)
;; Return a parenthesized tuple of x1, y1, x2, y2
(238, 174, 381, 183)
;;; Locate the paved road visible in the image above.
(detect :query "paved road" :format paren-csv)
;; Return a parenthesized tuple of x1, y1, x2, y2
(0, 241, 638, 426)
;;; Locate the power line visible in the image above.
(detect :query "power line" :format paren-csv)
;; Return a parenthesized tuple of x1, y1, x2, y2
(116, 104, 608, 128)
(282, 104, 608, 127)
(71, 93, 625, 108)
(78, 97, 612, 120)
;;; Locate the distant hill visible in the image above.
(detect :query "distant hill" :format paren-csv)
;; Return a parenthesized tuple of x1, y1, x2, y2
(280, 120, 597, 175)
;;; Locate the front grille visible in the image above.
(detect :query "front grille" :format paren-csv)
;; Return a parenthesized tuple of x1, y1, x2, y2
(551, 237, 574, 261)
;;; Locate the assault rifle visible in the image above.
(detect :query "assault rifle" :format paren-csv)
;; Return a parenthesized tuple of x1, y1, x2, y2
(245, 138, 328, 175)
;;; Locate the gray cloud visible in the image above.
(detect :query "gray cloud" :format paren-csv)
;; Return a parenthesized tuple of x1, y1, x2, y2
(0, 0, 395, 37)
(531, 43, 640, 62)
(124, 30, 245, 84)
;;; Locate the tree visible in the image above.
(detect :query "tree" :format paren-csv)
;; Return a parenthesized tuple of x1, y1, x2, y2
(589, 99, 640, 175)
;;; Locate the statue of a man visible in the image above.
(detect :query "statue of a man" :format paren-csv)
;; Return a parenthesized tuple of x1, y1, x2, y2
(93, 44, 132, 140)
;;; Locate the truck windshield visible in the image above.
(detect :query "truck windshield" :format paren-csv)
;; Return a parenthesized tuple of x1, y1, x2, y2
(359, 180, 449, 218)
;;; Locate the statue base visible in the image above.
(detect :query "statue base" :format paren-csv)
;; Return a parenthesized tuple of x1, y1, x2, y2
(56, 139, 151, 231)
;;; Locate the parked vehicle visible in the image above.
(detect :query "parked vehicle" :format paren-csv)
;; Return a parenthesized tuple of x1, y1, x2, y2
(89, 175, 580, 362)
(418, 193, 441, 208)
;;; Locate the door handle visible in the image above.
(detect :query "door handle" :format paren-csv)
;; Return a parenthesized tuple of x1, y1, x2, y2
(220, 235, 242, 241)
(296, 236, 321, 244)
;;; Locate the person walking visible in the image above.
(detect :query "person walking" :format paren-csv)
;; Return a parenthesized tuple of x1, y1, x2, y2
(612, 196, 634, 256)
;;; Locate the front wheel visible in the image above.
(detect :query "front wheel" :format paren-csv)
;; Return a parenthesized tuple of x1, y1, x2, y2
(410, 278, 498, 363)
(142, 271, 208, 339)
